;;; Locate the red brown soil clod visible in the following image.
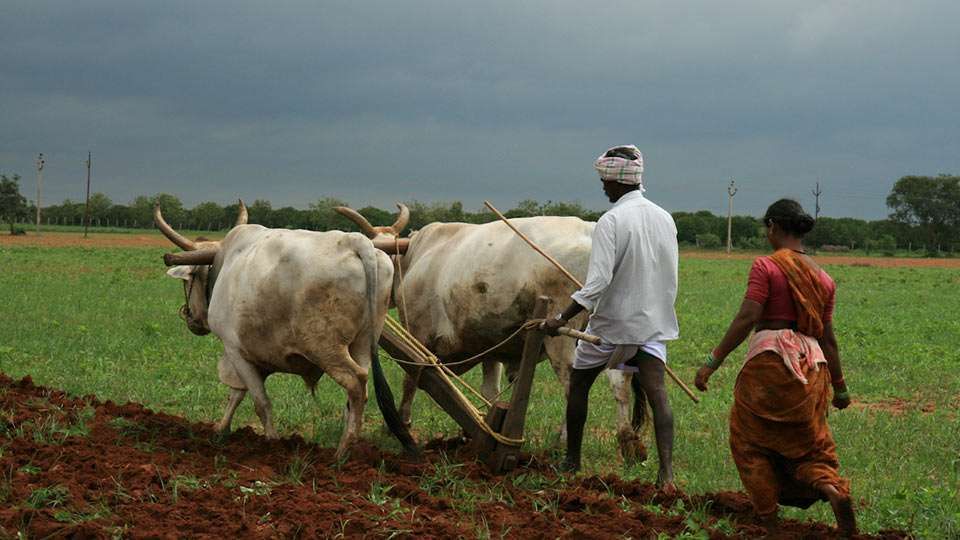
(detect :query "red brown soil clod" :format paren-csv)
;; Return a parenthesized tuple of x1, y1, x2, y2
(0, 374, 908, 538)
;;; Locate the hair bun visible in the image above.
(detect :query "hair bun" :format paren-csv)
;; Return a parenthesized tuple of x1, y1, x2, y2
(796, 214, 815, 235)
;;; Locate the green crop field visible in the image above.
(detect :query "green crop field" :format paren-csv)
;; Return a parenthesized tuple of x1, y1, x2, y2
(1, 242, 958, 537)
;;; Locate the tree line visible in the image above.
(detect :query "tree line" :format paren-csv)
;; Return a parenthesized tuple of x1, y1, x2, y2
(2, 173, 959, 254)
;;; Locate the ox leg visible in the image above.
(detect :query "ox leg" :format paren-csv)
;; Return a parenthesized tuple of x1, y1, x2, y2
(606, 370, 647, 464)
(328, 342, 370, 458)
(214, 387, 247, 433)
(544, 337, 574, 443)
(227, 352, 278, 439)
(399, 368, 422, 428)
(481, 361, 503, 402)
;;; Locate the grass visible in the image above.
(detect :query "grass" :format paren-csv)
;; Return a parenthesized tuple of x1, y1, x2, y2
(0, 244, 958, 536)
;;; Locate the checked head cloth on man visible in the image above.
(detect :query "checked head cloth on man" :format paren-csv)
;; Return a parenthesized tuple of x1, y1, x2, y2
(594, 145, 644, 189)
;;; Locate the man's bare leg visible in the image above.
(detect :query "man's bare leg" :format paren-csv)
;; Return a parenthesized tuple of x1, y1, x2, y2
(632, 354, 674, 488)
(561, 364, 605, 472)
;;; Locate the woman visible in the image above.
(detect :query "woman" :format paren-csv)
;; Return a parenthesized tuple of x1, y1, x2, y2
(694, 199, 856, 536)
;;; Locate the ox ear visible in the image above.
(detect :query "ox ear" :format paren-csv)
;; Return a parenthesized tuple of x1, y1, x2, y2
(165, 266, 193, 281)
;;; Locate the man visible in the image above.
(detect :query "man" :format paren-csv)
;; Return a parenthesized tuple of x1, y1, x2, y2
(542, 145, 680, 488)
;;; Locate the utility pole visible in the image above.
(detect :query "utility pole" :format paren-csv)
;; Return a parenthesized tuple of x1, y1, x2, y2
(812, 180, 822, 220)
(83, 152, 92, 238)
(35, 153, 44, 235)
(726, 179, 737, 254)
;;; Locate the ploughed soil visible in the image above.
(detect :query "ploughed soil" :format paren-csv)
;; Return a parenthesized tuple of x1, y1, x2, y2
(0, 374, 909, 539)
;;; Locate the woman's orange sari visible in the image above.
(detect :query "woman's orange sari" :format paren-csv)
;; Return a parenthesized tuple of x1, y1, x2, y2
(730, 249, 849, 516)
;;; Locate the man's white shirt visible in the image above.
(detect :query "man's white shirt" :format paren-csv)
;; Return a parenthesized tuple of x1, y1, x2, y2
(571, 190, 679, 364)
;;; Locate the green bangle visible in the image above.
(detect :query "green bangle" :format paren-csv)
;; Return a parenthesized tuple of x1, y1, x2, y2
(704, 353, 724, 370)
(834, 389, 850, 401)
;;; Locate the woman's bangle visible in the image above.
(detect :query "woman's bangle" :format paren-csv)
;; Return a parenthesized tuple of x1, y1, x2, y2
(833, 388, 850, 401)
(704, 352, 724, 370)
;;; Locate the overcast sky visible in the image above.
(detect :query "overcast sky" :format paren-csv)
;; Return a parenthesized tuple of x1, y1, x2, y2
(2, 1, 958, 219)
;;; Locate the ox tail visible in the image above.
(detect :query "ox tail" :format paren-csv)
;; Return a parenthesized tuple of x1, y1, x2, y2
(359, 240, 420, 457)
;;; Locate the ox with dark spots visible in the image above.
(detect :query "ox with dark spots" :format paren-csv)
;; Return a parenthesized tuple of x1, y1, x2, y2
(336, 205, 646, 460)
(156, 202, 416, 458)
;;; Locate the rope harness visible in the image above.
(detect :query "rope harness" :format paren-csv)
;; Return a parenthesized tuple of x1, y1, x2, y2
(381, 315, 526, 446)
(385, 236, 553, 447)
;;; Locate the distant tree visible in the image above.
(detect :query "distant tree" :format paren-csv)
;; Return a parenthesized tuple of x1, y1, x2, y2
(505, 199, 542, 218)
(731, 215, 762, 245)
(308, 197, 351, 230)
(248, 199, 273, 227)
(107, 204, 134, 227)
(0, 174, 28, 234)
(673, 211, 721, 244)
(541, 201, 586, 218)
(87, 193, 113, 223)
(357, 206, 394, 229)
(45, 199, 84, 225)
(695, 233, 721, 249)
(272, 206, 303, 229)
(190, 201, 226, 230)
(133, 193, 185, 229)
(887, 175, 960, 249)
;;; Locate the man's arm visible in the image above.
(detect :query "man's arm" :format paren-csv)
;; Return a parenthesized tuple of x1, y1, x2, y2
(542, 216, 616, 335)
(541, 299, 586, 335)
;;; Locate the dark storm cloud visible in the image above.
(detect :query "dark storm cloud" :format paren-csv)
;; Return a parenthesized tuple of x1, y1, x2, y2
(2, 1, 959, 217)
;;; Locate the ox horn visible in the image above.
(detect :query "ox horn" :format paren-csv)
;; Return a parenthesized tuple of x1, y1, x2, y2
(155, 203, 196, 251)
(163, 249, 218, 267)
(235, 199, 248, 227)
(334, 206, 377, 238)
(391, 203, 410, 235)
(372, 237, 410, 255)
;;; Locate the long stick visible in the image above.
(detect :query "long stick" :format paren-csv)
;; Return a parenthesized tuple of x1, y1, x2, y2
(483, 201, 581, 287)
(484, 200, 700, 404)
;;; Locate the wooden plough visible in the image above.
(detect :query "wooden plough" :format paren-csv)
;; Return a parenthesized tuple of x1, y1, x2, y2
(380, 296, 554, 474)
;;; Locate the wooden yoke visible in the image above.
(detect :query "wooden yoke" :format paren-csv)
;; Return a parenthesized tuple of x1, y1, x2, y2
(484, 295, 551, 473)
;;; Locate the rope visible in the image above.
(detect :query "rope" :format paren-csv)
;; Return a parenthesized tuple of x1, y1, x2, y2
(393, 236, 411, 330)
(382, 319, 543, 369)
(383, 317, 492, 407)
(380, 315, 524, 446)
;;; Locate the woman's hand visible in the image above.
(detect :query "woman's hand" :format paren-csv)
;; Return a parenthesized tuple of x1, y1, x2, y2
(694, 366, 715, 392)
(832, 384, 851, 410)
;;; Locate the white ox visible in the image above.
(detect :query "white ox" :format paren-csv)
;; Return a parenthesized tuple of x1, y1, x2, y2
(336, 206, 646, 459)
(156, 203, 416, 458)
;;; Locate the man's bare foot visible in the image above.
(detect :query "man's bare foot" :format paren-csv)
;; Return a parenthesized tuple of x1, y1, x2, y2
(558, 457, 580, 473)
(657, 481, 678, 497)
(822, 485, 857, 537)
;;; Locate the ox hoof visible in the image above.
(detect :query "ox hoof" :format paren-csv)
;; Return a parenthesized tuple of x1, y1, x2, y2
(618, 432, 648, 465)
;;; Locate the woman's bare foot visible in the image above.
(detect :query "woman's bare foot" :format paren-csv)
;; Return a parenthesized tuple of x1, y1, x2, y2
(822, 485, 857, 537)
(759, 513, 780, 538)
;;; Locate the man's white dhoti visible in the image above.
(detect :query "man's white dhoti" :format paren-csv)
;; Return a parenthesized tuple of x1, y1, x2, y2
(573, 323, 667, 372)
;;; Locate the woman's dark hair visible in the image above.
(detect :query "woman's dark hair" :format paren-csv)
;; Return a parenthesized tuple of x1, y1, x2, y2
(763, 198, 815, 236)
